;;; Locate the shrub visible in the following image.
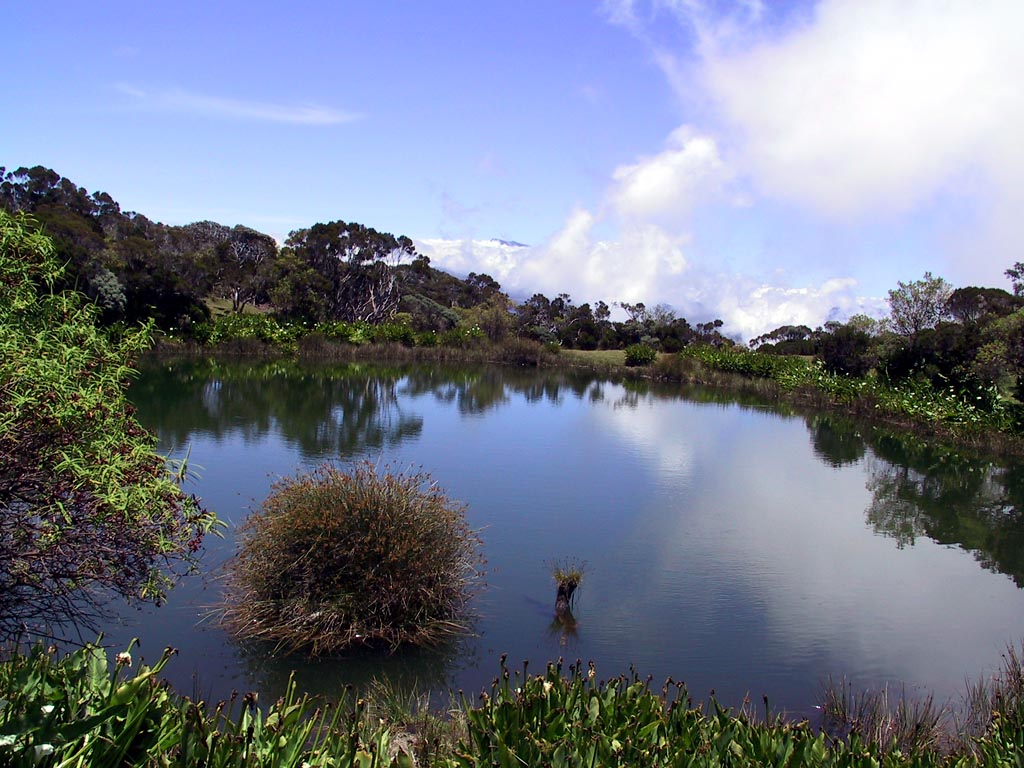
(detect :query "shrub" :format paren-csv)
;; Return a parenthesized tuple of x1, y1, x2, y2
(439, 326, 486, 348)
(371, 322, 417, 346)
(223, 462, 483, 655)
(624, 342, 658, 367)
(0, 211, 219, 636)
(199, 313, 303, 346)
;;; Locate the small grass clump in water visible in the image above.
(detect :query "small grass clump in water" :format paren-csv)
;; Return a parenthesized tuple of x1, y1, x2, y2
(223, 462, 483, 655)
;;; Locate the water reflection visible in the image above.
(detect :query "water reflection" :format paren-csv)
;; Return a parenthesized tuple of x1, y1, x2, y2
(114, 358, 1024, 711)
(863, 433, 1024, 586)
(133, 359, 424, 457)
(131, 359, 1024, 591)
(228, 633, 477, 705)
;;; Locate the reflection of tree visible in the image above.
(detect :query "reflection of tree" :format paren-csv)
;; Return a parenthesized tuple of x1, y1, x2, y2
(853, 428, 1024, 586)
(402, 368, 510, 416)
(807, 414, 867, 467)
(132, 359, 423, 458)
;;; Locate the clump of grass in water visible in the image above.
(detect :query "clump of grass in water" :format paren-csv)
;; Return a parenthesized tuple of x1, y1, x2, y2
(550, 558, 586, 614)
(222, 461, 484, 656)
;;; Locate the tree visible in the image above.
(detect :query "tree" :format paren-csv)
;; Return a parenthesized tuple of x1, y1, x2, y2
(285, 220, 415, 323)
(0, 211, 219, 638)
(820, 324, 875, 377)
(947, 286, 1022, 325)
(1005, 262, 1024, 297)
(218, 225, 278, 312)
(887, 272, 953, 337)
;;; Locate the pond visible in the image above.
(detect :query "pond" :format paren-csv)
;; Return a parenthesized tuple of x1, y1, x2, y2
(102, 357, 1024, 717)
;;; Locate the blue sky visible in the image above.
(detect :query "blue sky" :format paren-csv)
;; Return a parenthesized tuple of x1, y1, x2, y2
(4, 1, 1022, 339)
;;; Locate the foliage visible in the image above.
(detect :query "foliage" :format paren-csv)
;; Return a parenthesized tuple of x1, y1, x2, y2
(887, 272, 953, 337)
(624, 343, 658, 367)
(449, 657, 937, 768)
(5, 639, 1024, 766)
(819, 325, 875, 377)
(223, 462, 483, 655)
(439, 326, 487, 348)
(0, 641, 414, 767)
(0, 211, 219, 636)
(192, 312, 307, 347)
(683, 344, 815, 385)
(283, 220, 415, 324)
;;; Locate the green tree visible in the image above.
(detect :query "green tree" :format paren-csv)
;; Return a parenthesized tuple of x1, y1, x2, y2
(285, 220, 415, 323)
(0, 211, 219, 637)
(887, 271, 953, 337)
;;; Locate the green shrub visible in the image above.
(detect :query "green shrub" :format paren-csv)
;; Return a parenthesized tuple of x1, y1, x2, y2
(199, 313, 304, 346)
(439, 326, 486, 348)
(371, 322, 417, 346)
(223, 462, 483, 655)
(624, 342, 658, 367)
(314, 320, 374, 345)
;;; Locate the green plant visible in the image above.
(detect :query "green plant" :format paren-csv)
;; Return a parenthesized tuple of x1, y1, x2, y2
(0, 641, 415, 767)
(223, 462, 484, 655)
(624, 342, 658, 367)
(0, 211, 220, 636)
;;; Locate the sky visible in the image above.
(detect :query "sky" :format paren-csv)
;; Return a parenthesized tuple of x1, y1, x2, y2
(4, 0, 1022, 340)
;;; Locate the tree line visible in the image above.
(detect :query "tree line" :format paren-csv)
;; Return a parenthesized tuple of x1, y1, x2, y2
(749, 272, 1024, 404)
(0, 165, 732, 350)
(5, 164, 1024, 405)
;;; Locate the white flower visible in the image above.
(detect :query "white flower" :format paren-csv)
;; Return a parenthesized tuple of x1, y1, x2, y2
(115, 651, 132, 668)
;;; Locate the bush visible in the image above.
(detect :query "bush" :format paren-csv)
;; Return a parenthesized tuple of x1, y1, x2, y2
(223, 462, 483, 655)
(0, 211, 219, 637)
(624, 342, 658, 366)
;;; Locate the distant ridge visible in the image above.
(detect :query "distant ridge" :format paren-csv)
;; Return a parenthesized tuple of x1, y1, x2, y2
(492, 238, 528, 248)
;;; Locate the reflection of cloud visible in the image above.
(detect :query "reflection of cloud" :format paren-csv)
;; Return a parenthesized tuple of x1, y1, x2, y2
(589, 391, 1024, 700)
(114, 83, 362, 125)
(595, 392, 695, 478)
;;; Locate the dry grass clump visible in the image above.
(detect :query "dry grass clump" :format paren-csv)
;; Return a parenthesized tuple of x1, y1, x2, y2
(223, 462, 483, 656)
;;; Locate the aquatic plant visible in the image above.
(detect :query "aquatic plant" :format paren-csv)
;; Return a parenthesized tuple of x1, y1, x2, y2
(223, 462, 484, 655)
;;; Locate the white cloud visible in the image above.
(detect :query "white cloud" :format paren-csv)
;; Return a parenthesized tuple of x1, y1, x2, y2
(702, 0, 1024, 219)
(415, 237, 524, 281)
(115, 84, 361, 125)
(428, 1, 1024, 339)
(611, 126, 729, 220)
(417, 117, 889, 340)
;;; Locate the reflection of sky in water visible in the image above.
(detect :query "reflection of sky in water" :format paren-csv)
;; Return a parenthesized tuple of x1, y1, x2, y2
(119, 364, 1024, 715)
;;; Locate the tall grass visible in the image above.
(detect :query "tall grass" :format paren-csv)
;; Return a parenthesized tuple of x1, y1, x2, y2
(222, 462, 484, 655)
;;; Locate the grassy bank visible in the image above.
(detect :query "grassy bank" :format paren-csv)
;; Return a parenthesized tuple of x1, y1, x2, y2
(3, 642, 1024, 767)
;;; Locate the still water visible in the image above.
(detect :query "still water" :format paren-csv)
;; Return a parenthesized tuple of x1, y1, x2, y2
(107, 357, 1024, 716)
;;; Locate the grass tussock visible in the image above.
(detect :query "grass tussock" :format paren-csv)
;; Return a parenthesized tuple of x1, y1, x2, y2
(222, 462, 483, 656)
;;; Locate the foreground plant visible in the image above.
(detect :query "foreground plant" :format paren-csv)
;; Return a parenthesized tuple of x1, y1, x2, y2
(0, 641, 414, 767)
(0, 211, 220, 638)
(223, 462, 483, 655)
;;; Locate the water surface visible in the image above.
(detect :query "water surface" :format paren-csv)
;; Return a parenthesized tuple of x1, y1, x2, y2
(106, 358, 1024, 715)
